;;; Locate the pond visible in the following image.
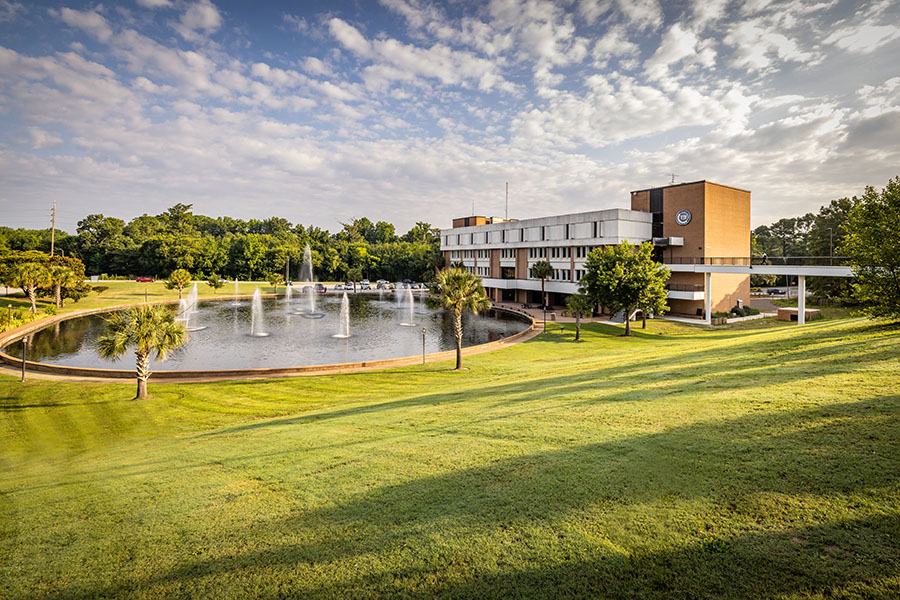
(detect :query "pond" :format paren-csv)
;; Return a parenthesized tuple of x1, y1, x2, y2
(8, 292, 529, 371)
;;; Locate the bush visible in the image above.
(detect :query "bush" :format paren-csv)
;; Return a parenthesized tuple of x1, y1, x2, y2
(43, 305, 58, 315)
(93, 286, 109, 295)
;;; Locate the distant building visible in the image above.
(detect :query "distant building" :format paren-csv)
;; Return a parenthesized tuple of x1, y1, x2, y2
(439, 180, 751, 317)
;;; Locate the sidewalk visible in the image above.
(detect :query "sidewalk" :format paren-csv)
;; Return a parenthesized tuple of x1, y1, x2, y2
(491, 302, 614, 325)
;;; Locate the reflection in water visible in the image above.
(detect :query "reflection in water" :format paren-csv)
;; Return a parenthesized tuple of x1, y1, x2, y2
(9, 296, 528, 371)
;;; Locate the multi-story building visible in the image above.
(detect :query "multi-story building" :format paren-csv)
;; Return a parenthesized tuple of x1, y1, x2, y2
(440, 180, 751, 317)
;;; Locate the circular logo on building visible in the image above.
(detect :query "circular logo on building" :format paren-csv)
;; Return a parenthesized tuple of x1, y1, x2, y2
(675, 209, 692, 226)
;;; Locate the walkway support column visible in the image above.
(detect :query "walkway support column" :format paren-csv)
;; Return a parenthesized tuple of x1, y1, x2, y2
(704, 272, 712, 326)
(798, 275, 806, 325)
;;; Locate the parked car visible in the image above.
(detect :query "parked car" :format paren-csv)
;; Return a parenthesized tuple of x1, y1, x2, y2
(315, 283, 326, 293)
(301, 285, 313, 293)
(376, 279, 388, 285)
(767, 288, 784, 295)
(360, 283, 371, 290)
(136, 277, 155, 282)
(334, 284, 345, 291)
(360, 279, 370, 286)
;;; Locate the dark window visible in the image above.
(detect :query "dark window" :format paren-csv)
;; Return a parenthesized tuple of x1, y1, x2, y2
(650, 188, 663, 213)
(501, 267, 516, 279)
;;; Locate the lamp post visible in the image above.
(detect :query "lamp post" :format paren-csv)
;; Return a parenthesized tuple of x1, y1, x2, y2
(6, 304, 11, 325)
(144, 288, 148, 303)
(20, 335, 29, 382)
(827, 227, 833, 265)
(422, 327, 427, 364)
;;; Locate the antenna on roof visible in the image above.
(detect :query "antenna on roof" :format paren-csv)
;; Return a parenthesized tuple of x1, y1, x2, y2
(669, 173, 678, 184)
(505, 182, 509, 221)
(472, 198, 475, 216)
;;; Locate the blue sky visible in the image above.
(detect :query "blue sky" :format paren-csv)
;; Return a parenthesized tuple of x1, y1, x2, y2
(1, 0, 898, 235)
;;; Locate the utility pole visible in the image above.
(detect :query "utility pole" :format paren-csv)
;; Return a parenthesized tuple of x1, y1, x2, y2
(50, 200, 56, 256)
(505, 182, 508, 221)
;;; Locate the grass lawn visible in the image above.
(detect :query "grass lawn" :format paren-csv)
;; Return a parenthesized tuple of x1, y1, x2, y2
(2, 310, 899, 598)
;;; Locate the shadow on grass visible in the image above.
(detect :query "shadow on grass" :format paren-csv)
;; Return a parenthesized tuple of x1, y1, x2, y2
(201, 318, 899, 438)
(35, 397, 900, 599)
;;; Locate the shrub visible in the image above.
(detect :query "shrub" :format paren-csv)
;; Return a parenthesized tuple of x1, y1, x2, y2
(43, 305, 58, 315)
(93, 286, 109, 294)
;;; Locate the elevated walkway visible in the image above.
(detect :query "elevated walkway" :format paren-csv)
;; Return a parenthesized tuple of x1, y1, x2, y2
(663, 257, 854, 325)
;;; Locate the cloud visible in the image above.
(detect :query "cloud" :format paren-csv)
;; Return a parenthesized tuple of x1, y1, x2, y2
(643, 23, 715, 82)
(329, 18, 513, 93)
(54, 7, 113, 43)
(825, 24, 900, 53)
(136, 0, 173, 9)
(0, 0, 24, 22)
(172, 0, 222, 42)
(724, 19, 815, 71)
(24, 127, 63, 149)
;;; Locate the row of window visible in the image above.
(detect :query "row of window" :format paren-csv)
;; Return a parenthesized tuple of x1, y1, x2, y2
(476, 266, 490, 276)
(452, 247, 597, 262)
(444, 221, 605, 246)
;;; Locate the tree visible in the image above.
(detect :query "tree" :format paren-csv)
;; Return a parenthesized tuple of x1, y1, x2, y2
(530, 260, 554, 308)
(48, 264, 78, 309)
(14, 262, 50, 313)
(807, 196, 858, 302)
(581, 241, 670, 336)
(564, 293, 593, 341)
(434, 267, 491, 370)
(97, 305, 186, 399)
(840, 177, 900, 320)
(267, 272, 284, 295)
(165, 269, 192, 299)
(207, 274, 225, 294)
(637, 262, 670, 328)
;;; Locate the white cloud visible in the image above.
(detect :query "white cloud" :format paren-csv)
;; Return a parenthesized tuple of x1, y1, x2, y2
(172, 0, 222, 42)
(54, 7, 113, 43)
(328, 18, 373, 57)
(644, 23, 715, 82)
(136, 0, 173, 9)
(24, 127, 63, 149)
(724, 19, 814, 71)
(329, 18, 512, 93)
(0, 0, 24, 22)
(825, 24, 900, 53)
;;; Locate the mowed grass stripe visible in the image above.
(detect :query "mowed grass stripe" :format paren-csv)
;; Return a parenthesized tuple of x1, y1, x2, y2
(1, 315, 899, 599)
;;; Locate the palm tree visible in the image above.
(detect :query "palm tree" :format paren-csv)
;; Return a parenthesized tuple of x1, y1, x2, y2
(97, 305, 186, 399)
(14, 262, 50, 313)
(434, 267, 491, 370)
(564, 292, 593, 341)
(49, 264, 78, 309)
(530, 260, 554, 308)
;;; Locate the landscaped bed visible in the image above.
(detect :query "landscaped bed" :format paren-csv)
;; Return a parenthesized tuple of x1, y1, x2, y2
(2, 309, 899, 598)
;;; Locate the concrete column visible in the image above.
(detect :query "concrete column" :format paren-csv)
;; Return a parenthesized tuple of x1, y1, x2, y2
(798, 275, 806, 325)
(704, 272, 712, 325)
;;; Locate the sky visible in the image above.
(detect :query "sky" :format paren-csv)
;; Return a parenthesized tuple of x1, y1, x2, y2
(0, 0, 898, 236)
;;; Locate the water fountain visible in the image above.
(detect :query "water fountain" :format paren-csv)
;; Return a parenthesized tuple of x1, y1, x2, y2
(231, 280, 242, 306)
(331, 293, 351, 338)
(183, 283, 206, 331)
(284, 283, 293, 303)
(399, 286, 417, 326)
(295, 244, 325, 318)
(249, 288, 270, 337)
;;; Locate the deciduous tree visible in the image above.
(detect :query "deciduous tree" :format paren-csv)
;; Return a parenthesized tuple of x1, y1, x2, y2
(840, 176, 900, 320)
(581, 241, 669, 336)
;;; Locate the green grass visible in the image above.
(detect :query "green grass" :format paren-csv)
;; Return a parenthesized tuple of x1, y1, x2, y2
(2, 315, 900, 598)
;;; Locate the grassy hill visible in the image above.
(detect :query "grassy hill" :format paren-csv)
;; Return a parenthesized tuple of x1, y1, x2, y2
(2, 315, 899, 598)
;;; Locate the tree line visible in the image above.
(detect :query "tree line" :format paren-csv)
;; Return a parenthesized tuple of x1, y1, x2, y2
(0, 204, 444, 283)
